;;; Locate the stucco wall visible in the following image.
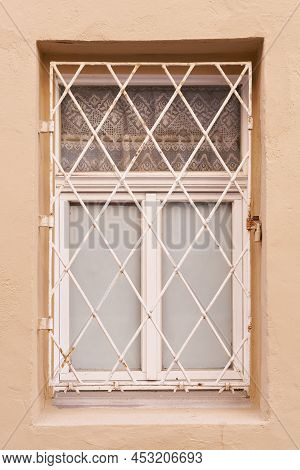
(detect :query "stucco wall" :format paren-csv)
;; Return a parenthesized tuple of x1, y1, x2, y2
(0, 0, 299, 449)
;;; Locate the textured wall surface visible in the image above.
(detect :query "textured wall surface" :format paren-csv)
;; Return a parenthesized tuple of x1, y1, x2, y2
(0, 0, 299, 450)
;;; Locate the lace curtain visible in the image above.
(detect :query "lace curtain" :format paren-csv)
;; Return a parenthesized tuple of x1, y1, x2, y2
(60, 85, 240, 172)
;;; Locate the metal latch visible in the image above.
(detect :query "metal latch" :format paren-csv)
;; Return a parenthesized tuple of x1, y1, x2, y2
(247, 215, 262, 242)
(39, 120, 54, 133)
(39, 215, 54, 228)
(38, 317, 53, 331)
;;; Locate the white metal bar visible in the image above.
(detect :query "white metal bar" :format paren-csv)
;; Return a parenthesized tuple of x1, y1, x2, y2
(161, 244, 249, 383)
(215, 335, 249, 383)
(163, 64, 248, 203)
(51, 64, 139, 207)
(52, 244, 137, 383)
(51, 61, 251, 66)
(243, 61, 252, 385)
(48, 65, 54, 384)
(216, 64, 250, 115)
(53, 64, 85, 114)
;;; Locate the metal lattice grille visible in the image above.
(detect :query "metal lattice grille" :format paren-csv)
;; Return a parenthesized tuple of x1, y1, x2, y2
(48, 62, 252, 392)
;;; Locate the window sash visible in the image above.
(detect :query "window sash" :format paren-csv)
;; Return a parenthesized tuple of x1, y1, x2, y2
(54, 187, 246, 385)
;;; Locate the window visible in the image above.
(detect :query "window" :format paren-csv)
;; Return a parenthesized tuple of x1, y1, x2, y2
(48, 61, 252, 392)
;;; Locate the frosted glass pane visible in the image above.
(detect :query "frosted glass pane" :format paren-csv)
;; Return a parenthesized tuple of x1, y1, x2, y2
(69, 203, 141, 370)
(162, 202, 232, 369)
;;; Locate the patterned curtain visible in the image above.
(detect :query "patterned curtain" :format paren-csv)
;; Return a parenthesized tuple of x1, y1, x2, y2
(60, 85, 240, 172)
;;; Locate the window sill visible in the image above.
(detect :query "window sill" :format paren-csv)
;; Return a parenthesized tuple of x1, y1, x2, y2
(35, 391, 265, 427)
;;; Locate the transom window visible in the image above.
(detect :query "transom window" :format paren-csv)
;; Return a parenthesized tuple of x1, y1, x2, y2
(48, 61, 252, 392)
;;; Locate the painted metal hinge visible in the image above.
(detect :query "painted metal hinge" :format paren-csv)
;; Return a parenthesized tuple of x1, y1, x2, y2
(39, 214, 54, 228)
(246, 214, 262, 242)
(38, 317, 53, 331)
(248, 116, 253, 130)
(39, 120, 54, 133)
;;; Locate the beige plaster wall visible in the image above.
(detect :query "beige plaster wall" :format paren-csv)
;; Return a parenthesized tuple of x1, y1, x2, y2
(0, 0, 299, 450)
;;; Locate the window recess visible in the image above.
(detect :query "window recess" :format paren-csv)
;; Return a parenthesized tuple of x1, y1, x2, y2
(47, 61, 252, 392)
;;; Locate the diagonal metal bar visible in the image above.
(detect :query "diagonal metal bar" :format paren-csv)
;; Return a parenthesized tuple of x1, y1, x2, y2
(215, 64, 250, 115)
(215, 334, 249, 383)
(49, 331, 83, 384)
(53, 64, 85, 114)
(52, 243, 137, 382)
(161, 243, 249, 383)
(163, 64, 248, 203)
(51, 64, 139, 207)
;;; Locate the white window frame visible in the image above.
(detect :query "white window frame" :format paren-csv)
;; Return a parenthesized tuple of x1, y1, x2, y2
(48, 61, 252, 392)
(54, 188, 246, 387)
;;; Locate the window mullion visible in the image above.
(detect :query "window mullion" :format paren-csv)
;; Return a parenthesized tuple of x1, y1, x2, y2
(142, 193, 161, 380)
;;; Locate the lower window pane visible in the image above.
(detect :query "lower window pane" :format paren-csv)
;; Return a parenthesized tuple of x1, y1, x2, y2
(68, 203, 141, 371)
(162, 202, 232, 370)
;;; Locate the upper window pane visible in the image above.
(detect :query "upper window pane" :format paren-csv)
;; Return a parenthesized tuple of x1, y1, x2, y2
(60, 85, 240, 172)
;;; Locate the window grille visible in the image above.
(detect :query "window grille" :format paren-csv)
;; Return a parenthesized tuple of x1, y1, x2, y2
(47, 61, 252, 392)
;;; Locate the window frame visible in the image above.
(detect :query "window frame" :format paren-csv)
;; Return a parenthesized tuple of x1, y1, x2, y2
(53, 186, 247, 387)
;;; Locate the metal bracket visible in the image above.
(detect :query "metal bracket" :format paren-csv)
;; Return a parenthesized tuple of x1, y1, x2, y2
(219, 382, 235, 394)
(246, 215, 262, 242)
(248, 116, 253, 130)
(39, 215, 54, 228)
(108, 381, 124, 392)
(39, 120, 54, 133)
(64, 383, 80, 394)
(173, 381, 190, 393)
(38, 317, 53, 331)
